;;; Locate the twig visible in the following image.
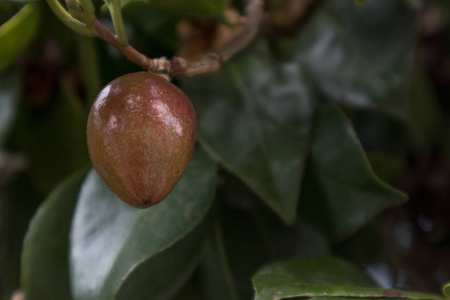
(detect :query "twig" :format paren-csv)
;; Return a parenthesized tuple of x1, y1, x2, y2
(171, 0, 264, 77)
(91, 0, 264, 79)
(92, 20, 162, 71)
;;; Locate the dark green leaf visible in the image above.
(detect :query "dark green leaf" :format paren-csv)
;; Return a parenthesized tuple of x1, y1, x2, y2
(252, 257, 445, 300)
(121, 0, 227, 19)
(0, 174, 40, 299)
(69, 149, 217, 300)
(0, 2, 40, 71)
(76, 35, 102, 111)
(298, 104, 407, 241)
(21, 168, 89, 300)
(218, 174, 329, 299)
(181, 41, 315, 225)
(354, 0, 370, 4)
(171, 278, 206, 300)
(366, 152, 407, 183)
(197, 215, 240, 300)
(17, 81, 90, 194)
(294, 0, 416, 118)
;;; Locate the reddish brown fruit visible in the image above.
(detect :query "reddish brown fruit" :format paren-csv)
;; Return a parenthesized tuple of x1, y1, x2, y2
(87, 72, 196, 208)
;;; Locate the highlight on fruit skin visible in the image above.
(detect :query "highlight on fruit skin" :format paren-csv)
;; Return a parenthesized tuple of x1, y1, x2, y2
(86, 71, 197, 208)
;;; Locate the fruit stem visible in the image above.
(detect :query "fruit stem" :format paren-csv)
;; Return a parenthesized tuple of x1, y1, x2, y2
(107, 0, 129, 46)
(90, 0, 263, 78)
(92, 20, 160, 71)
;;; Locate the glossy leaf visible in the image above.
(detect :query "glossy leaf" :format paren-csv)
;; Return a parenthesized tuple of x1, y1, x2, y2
(181, 42, 315, 225)
(121, 0, 227, 19)
(294, 0, 416, 118)
(298, 104, 407, 241)
(0, 2, 40, 71)
(69, 150, 217, 300)
(21, 169, 89, 300)
(252, 257, 445, 300)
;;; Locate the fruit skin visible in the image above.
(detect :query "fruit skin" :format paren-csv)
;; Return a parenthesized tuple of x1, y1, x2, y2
(87, 72, 196, 208)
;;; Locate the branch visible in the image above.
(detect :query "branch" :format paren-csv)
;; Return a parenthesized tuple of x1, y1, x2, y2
(170, 0, 264, 77)
(92, 20, 161, 71)
(91, 0, 264, 79)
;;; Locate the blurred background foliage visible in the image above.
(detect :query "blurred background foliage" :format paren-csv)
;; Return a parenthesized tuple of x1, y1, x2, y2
(0, 0, 450, 299)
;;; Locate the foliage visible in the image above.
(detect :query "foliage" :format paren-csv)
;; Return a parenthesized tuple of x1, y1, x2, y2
(0, 0, 449, 300)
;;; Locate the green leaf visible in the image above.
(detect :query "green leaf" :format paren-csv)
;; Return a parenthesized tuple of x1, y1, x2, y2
(0, 2, 40, 71)
(197, 216, 240, 300)
(298, 104, 407, 241)
(69, 149, 217, 300)
(294, 0, 416, 118)
(252, 257, 445, 300)
(0, 72, 19, 145)
(121, 0, 227, 19)
(217, 174, 329, 299)
(181, 41, 315, 225)
(354, 0, 370, 4)
(443, 283, 450, 298)
(21, 168, 89, 300)
(171, 279, 206, 300)
(0, 174, 40, 299)
(17, 80, 90, 194)
(366, 152, 407, 183)
(76, 35, 102, 111)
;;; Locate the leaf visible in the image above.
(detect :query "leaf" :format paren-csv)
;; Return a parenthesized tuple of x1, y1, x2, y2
(294, 0, 416, 118)
(0, 174, 40, 299)
(0, 71, 19, 145)
(252, 257, 445, 300)
(69, 149, 217, 300)
(298, 104, 407, 241)
(443, 283, 450, 298)
(217, 174, 329, 299)
(366, 152, 407, 183)
(21, 168, 89, 300)
(17, 81, 90, 194)
(76, 35, 102, 110)
(121, 0, 227, 19)
(181, 41, 315, 225)
(354, 0, 370, 4)
(196, 216, 241, 300)
(0, 2, 40, 71)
